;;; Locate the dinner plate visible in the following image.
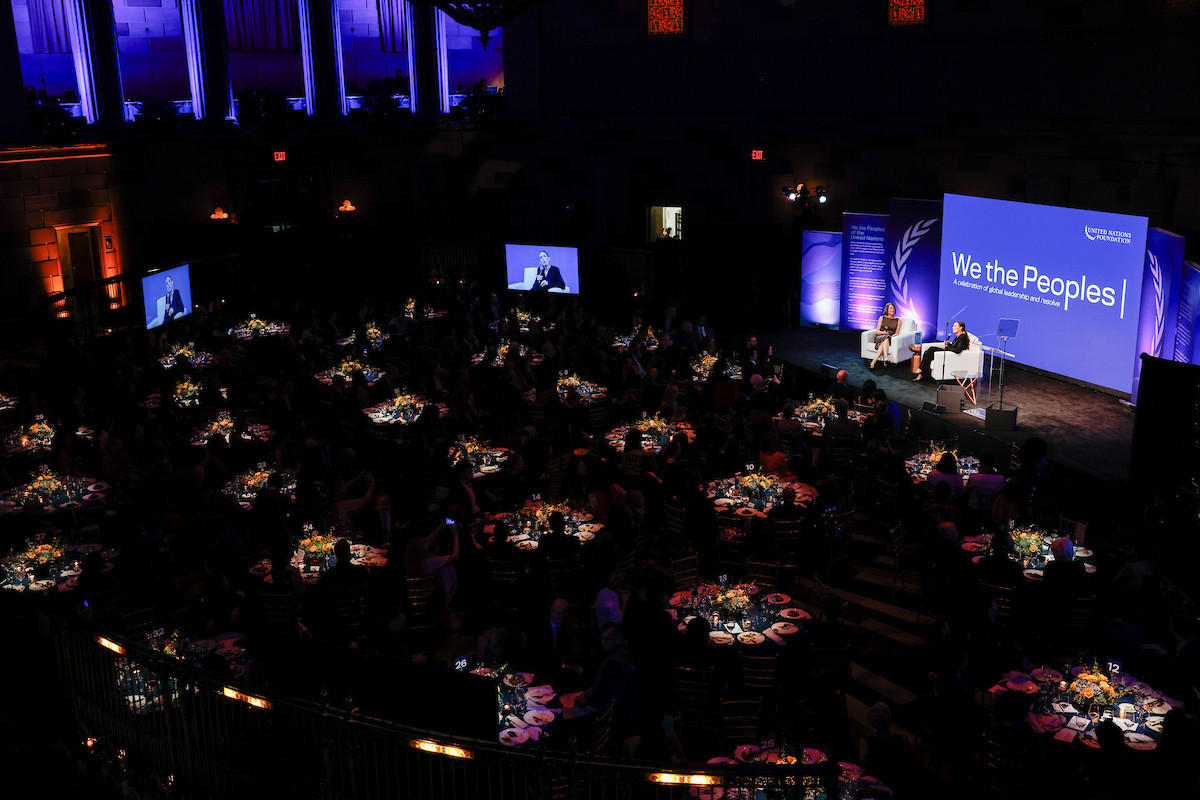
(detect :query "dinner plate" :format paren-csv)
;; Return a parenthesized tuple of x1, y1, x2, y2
(578, 523, 601, 533)
(802, 747, 829, 765)
(1144, 699, 1171, 715)
(58, 501, 82, 510)
(63, 576, 79, 589)
(765, 593, 791, 605)
(499, 728, 529, 746)
(480, 465, 500, 474)
(524, 687, 555, 704)
(1124, 732, 1156, 750)
(737, 631, 765, 645)
(1005, 678, 1038, 694)
(838, 762, 863, 781)
(714, 498, 735, 507)
(960, 541, 986, 552)
(779, 608, 811, 620)
(524, 709, 555, 726)
(503, 672, 532, 688)
(734, 744, 761, 762)
(1079, 731, 1100, 749)
(575, 512, 594, 522)
(709, 631, 734, 646)
(30, 579, 56, 591)
(1145, 715, 1164, 733)
(669, 591, 693, 608)
(971, 555, 985, 564)
(771, 622, 799, 635)
(1075, 547, 1094, 558)
(1023, 568, 1044, 581)
(1084, 563, 1097, 574)
(574, 531, 595, 543)
(1032, 667, 1063, 683)
(515, 540, 538, 551)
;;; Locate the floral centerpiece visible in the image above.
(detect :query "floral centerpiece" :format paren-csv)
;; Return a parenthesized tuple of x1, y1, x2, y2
(20, 536, 64, 566)
(209, 412, 235, 438)
(171, 342, 195, 361)
(147, 627, 184, 659)
(297, 524, 337, 563)
(405, 298, 417, 319)
(247, 313, 266, 334)
(699, 582, 758, 617)
(244, 465, 274, 492)
(338, 357, 365, 376)
(635, 414, 669, 437)
(1070, 663, 1120, 709)
(738, 472, 773, 500)
(28, 466, 65, 502)
(365, 325, 384, 347)
(558, 373, 584, 393)
(515, 309, 534, 326)
(391, 393, 423, 415)
(176, 380, 200, 406)
(696, 353, 718, 376)
(450, 436, 489, 470)
(1011, 527, 1046, 560)
(28, 415, 55, 447)
(802, 396, 836, 417)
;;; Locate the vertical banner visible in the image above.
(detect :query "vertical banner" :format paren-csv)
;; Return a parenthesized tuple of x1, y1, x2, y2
(1131, 228, 1186, 402)
(800, 230, 842, 328)
(1179, 262, 1200, 366)
(840, 213, 889, 331)
(886, 198, 943, 342)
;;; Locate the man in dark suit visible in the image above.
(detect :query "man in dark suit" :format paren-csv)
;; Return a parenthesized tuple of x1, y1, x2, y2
(522, 597, 586, 685)
(162, 274, 185, 321)
(530, 250, 566, 292)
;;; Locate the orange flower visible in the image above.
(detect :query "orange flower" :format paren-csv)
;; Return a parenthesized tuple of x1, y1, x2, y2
(1083, 687, 1094, 698)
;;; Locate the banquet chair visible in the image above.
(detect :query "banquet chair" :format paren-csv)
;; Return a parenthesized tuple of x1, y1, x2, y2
(404, 576, 438, 635)
(858, 317, 919, 366)
(546, 558, 585, 606)
(1059, 514, 1088, 546)
(745, 559, 778, 587)
(719, 699, 761, 748)
(888, 522, 921, 601)
(330, 589, 369, 644)
(1008, 442, 1021, 474)
(674, 664, 720, 746)
(806, 644, 851, 697)
(737, 652, 781, 704)
(584, 699, 616, 756)
(670, 554, 699, 590)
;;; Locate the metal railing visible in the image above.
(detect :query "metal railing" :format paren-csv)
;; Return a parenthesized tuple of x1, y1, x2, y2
(53, 623, 842, 800)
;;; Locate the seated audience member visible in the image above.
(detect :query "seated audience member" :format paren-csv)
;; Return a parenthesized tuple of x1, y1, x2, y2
(522, 597, 586, 685)
(925, 452, 964, 499)
(827, 369, 855, 404)
(1042, 536, 1087, 598)
(822, 398, 862, 444)
(859, 702, 915, 793)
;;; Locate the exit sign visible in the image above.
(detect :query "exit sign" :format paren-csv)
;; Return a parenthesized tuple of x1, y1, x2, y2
(750, 149, 764, 161)
(273, 151, 287, 162)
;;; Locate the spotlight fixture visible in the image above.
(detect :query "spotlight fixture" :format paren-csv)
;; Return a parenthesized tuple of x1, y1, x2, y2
(815, 185, 828, 204)
(781, 185, 797, 202)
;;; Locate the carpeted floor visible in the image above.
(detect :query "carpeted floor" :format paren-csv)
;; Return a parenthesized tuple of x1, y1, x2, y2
(761, 326, 1135, 483)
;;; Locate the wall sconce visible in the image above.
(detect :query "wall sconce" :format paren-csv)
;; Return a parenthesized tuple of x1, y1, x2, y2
(338, 200, 356, 213)
(210, 207, 229, 220)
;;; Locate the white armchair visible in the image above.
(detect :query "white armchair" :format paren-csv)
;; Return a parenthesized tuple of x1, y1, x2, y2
(508, 267, 571, 293)
(859, 317, 919, 366)
(920, 333, 984, 382)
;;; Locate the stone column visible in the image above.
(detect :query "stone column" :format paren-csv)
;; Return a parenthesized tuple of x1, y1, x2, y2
(405, 1, 448, 115)
(180, 0, 234, 122)
(298, 0, 346, 117)
(63, 0, 125, 126)
(0, 2, 31, 141)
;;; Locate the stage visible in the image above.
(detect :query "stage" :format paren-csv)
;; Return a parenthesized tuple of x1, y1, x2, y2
(763, 325, 1136, 483)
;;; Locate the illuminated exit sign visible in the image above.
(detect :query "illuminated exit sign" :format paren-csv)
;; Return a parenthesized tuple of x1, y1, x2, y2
(750, 150, 764, 161)
(273, 151, 287, 162)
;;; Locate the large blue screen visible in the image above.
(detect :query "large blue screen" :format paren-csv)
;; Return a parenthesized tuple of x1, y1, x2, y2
(939, 194, 1148, 393)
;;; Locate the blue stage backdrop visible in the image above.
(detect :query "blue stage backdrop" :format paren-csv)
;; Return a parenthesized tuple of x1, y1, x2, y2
(1131, 228, 1185, 402)
(1178, 262, 1200, 366)
(886, 198, 943, 343)
(939, 194, 1148, 394)
(800, 230, 843, 328)
(839, 213, 889, 331)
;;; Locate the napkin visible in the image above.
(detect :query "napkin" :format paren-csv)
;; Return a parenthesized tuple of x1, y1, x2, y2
(1053, 728, 1077, 743)
(506, 714, 529, 729)
(1052, 701, 1078, 715)
(667, 609, 678, 620)
(1112, 717, 1137, 732)
(1066, 716, 1090, 731)
(762, 629, 787, 646)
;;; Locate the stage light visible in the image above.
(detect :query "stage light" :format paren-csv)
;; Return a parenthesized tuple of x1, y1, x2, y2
(815, 186, 828, 204)
(210, 207, 229, 220)
(338, 199, 356, 212)
(781, 185, 797, 202)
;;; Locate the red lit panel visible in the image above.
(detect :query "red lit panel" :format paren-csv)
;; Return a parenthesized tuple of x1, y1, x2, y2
(648, 0, 684, 35)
